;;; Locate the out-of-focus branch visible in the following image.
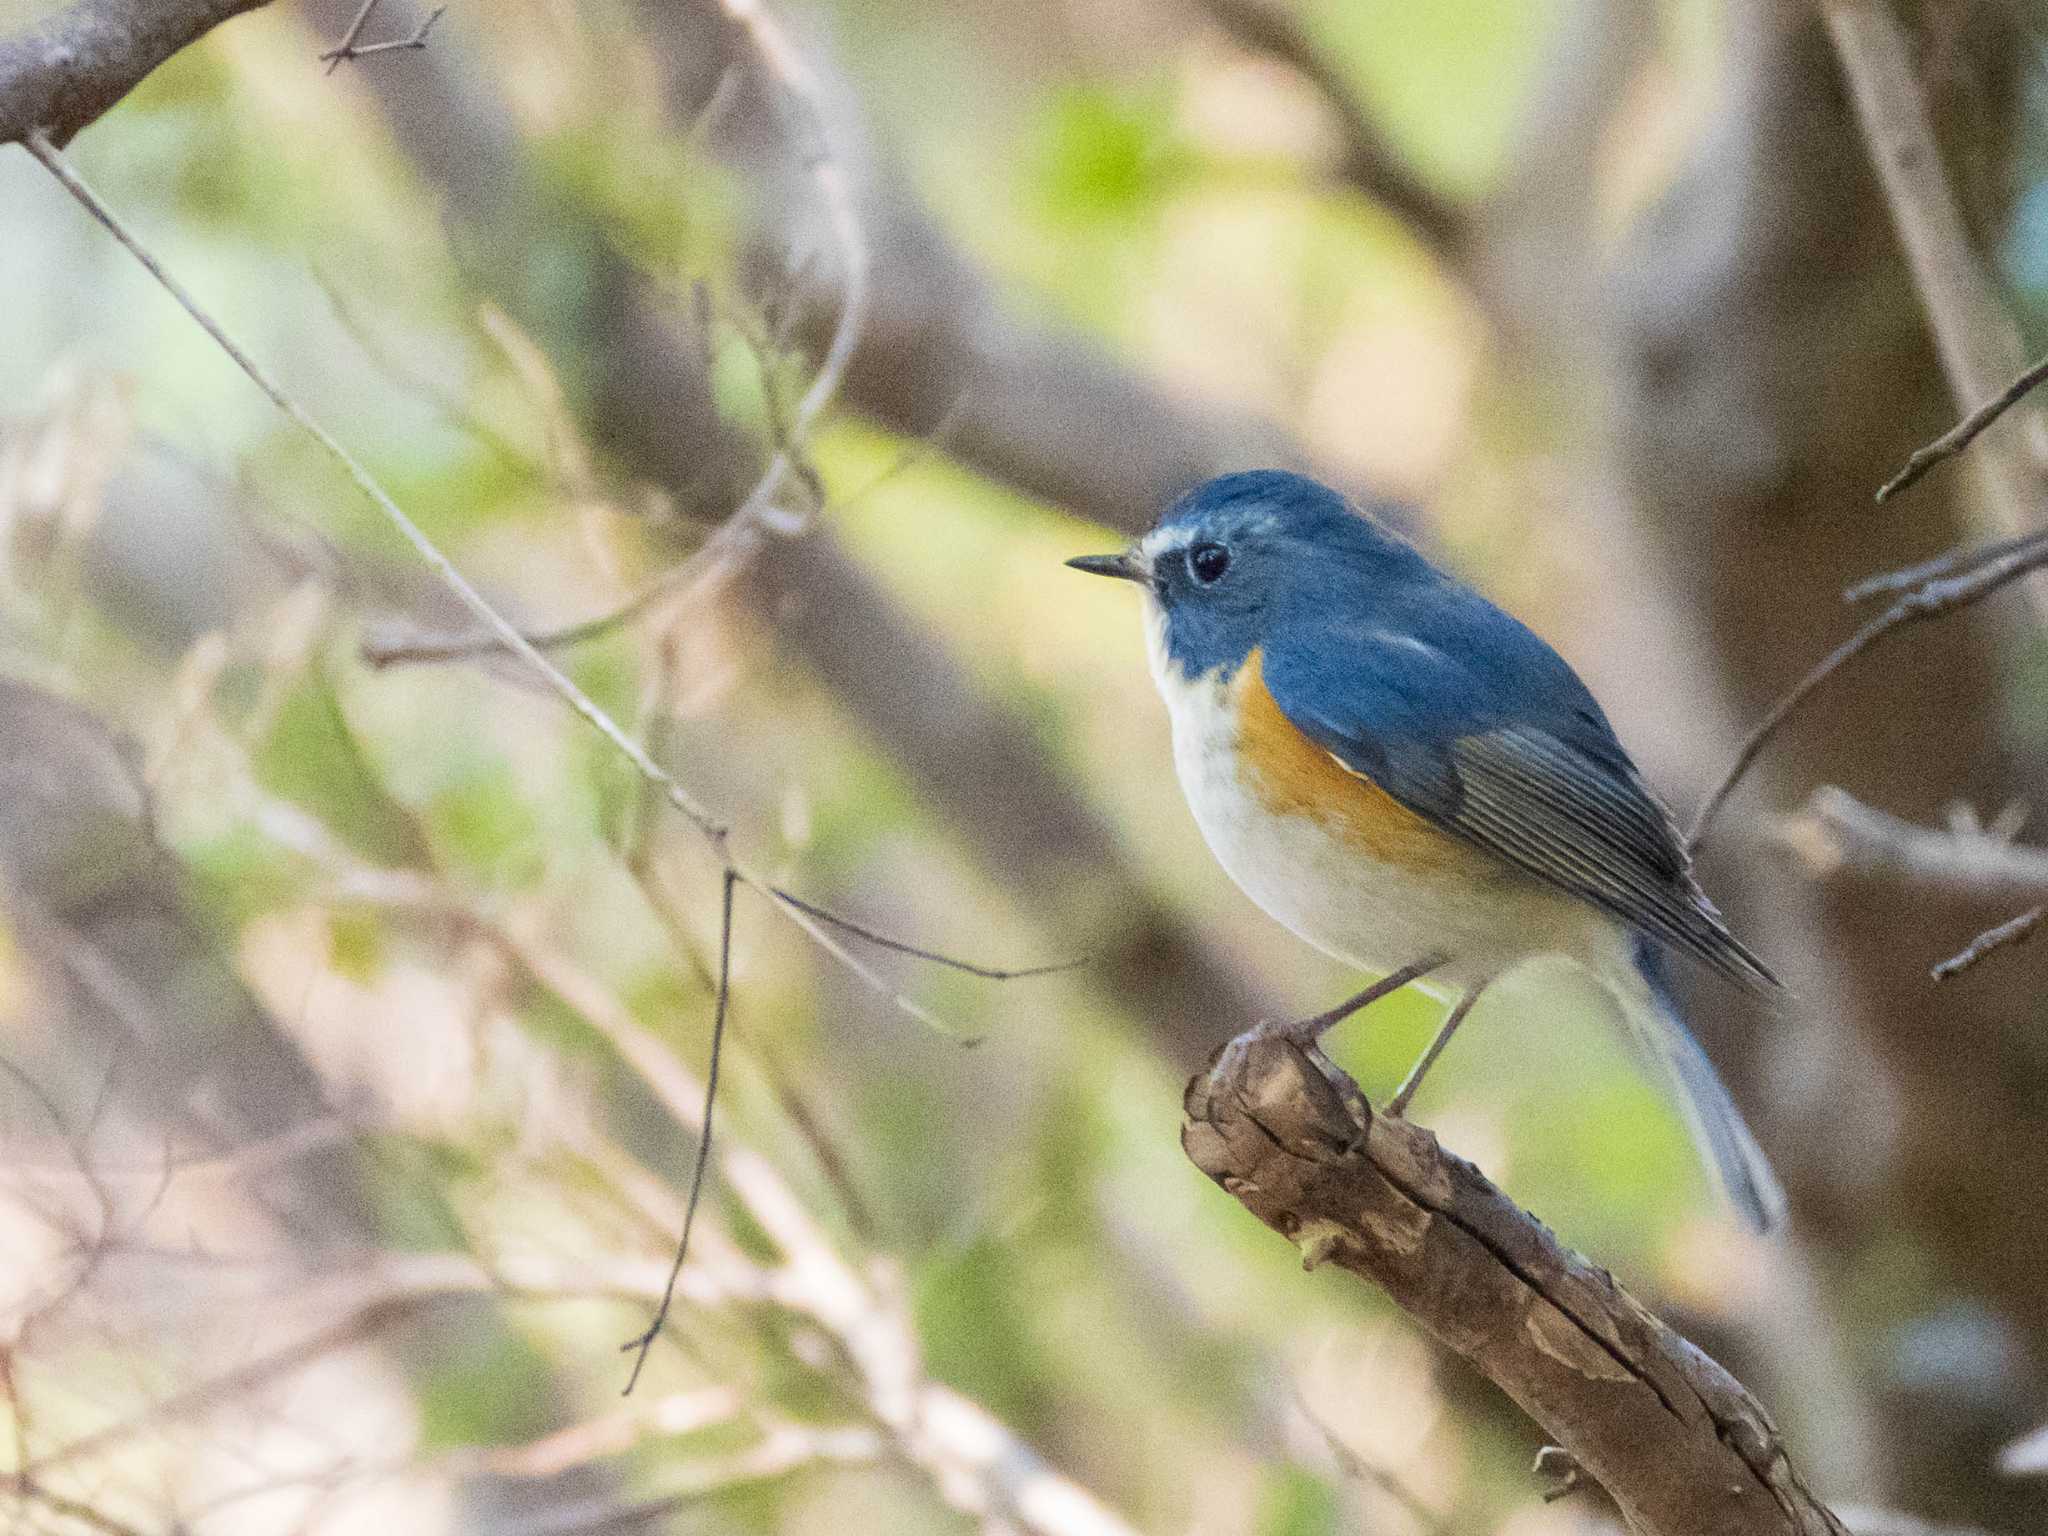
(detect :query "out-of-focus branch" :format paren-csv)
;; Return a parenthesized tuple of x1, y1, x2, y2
(1835, 1509, 2003, 1536)
(2001, 1420, 2048, 1476)
(1780, 786, 2048, 905)
(1689, 524, 2048, 849)
(1471, 0, 1653, 353)
(630, 0, 1381, 538)
(1821, 0, 2048, 569)
(300, 0, 1282, 1061)
(1189, 0, 1471, 277)
(29, 133, 945, 1053)
(1184, 1032, 1848, 1536)
(360, 874, 1146, 1536)
(631, 0, 871, 613)
(0, 0, 273, 148)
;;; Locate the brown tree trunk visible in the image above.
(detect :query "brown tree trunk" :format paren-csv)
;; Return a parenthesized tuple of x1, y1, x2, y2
(1604, 6, 2047, 1523)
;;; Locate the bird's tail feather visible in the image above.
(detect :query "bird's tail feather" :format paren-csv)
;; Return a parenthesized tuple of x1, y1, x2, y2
(1616, 938, 1786, 1234)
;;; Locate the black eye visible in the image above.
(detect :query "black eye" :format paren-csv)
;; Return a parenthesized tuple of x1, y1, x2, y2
(1188, 542, 1230, 584)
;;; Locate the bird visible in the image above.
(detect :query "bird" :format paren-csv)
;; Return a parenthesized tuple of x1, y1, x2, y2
(1067, 469, 1785, 1232)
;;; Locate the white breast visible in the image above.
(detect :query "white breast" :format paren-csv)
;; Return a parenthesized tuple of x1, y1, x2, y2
(1140, 600, 1609, 995)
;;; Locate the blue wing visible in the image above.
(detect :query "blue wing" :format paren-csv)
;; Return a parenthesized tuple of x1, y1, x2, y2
(1261, 588, 1776, 992)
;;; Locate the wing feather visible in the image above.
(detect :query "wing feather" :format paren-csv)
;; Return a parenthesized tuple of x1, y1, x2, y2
(1266, 631, 1776, 993)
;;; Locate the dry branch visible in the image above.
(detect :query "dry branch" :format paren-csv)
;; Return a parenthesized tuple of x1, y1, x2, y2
(1821, 0, 2048, 577)
(0, 0, 272, 147)
(1183, 1032, 1846, 1536)
(302, 0, 1283, 1061)
(1689, 526, 2048, 850)
(1780, 786, 2048, 904)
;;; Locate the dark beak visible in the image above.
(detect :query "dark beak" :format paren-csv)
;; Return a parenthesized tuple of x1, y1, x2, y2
(1065, 551, 1146, 584)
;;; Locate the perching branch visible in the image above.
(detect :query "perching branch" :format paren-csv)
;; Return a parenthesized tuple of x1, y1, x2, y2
(1183, 1032, 1847, 1536)
(0, 0, 273, 148)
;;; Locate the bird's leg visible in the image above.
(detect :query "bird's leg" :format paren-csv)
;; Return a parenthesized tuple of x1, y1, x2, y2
(1384, 975, 1495, 1119)
(1266, 953, 1447, 1045)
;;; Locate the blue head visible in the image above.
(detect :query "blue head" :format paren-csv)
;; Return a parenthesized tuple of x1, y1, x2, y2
(1067, 471, 1437, 681)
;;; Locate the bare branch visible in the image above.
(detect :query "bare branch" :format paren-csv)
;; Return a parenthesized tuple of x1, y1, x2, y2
(1821, 0, 2048, 579)
(1689, 529, 2048, 850)
(644, 0, 871, 610)
(1292, 1392, 1448, 1535)
(22, 128, 944, 1035)
(1930, 907, 2044, 981)
(1184, 1032, 1847, 1536)
(1841, 529, 2045, 602)
(1879, 350, 2048, 503)
(317, 0, 379, 71)
(0, 0, 273, 148)
(318, 0, 442, 71)
(768, 888, 1085, 981)
(620, 869, 734, 1393)
(1780, 785, 2048, 905)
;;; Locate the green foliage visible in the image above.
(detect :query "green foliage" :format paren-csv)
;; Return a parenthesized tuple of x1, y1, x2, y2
(914, 1236, 1058, 1430)
(1028, 79, 1185, 226)
(253, 664, 427, 867)
(1304, 0, 1557, 192)
(1256, 1465, 1345, 1536)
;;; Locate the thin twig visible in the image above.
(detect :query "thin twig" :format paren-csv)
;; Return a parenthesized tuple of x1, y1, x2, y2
(319, 0, 381, 73)
(647, 0, 871, 606)
(1930, 907, 2045, 981)
(1878, 350, 2048, 503)
(621, 869, 735, 1394)
(1689, 531, 2048, 850)
(22, 126, 934, 1032)
(359, 578, 674, 668)
(1822, 0, 2048, 609)
(769, 889, 1084, 981)
(320, 1, 444, 71)
(1292, 1391, 1448, 1536)
(359, 390, 972, 672)
(1842, 528, 2047, 602)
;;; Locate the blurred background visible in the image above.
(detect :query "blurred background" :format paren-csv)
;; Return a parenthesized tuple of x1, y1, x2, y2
(4, 0, 2048, 1531)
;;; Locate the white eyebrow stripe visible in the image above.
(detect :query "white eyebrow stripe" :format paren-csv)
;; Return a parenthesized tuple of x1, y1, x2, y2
(1141, 526, 1195, 561)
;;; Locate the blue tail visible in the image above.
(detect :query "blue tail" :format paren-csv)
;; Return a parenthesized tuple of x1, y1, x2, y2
(1626, 937, 1786, 1233)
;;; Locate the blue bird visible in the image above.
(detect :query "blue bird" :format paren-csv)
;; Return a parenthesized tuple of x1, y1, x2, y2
(1068, 469, 1784, 1231)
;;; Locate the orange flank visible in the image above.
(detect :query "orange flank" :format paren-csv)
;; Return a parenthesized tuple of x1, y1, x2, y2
(1232, 649, 1481, 875)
